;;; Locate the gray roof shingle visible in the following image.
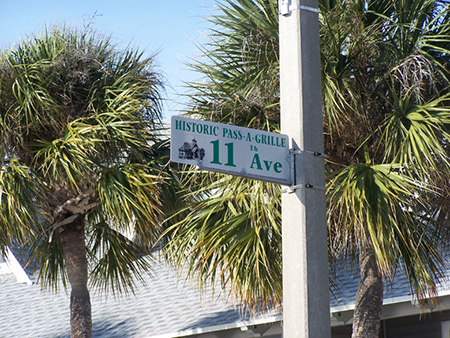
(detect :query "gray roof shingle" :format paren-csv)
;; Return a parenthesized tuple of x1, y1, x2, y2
(330, 256, 450, 311)
(0, 255, 280, 338)
(3, 249, 450, 337)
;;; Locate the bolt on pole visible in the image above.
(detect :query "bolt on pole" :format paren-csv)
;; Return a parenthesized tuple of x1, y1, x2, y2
(279, 0, 331, 337)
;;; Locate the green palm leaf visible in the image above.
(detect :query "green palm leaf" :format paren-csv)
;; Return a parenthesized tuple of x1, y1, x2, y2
(0, 25, 178, 335)
(164, 173, 282, 309)
(169, 0, 450, 318)
(328, 163, 443, 297)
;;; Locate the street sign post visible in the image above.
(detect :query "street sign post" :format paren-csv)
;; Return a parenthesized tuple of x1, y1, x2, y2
(279, 0, 331, 337)
(170, 115, 292, 185)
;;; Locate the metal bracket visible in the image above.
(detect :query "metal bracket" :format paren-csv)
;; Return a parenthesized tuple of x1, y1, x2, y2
(282, 183, 326, 194)
(283, 148, 326, 193)
(279, 0, 319, 16)
(289, 149, 327, 158)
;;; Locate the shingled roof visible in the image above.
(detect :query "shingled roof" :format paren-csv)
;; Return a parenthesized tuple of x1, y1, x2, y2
(0, 251, 281, 338)
(2, 249, 450, 337)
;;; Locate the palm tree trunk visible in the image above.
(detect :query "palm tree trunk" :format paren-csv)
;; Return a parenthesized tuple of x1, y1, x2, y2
(351, 243, 383, 338)
(60, 216, 92, 338)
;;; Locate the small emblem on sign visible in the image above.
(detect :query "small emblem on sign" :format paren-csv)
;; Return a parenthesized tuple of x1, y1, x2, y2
(178, 139, 205, 161)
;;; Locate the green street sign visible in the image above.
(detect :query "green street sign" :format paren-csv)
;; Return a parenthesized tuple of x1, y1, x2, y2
(170, 116, 292, 185)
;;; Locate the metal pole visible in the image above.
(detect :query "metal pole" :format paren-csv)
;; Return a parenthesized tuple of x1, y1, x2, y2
(279, 1, 331, 337)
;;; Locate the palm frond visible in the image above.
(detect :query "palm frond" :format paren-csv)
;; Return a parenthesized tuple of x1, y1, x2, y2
(185, 0, 279, 132)
(327, 163, 443, 297)
(0, 160, 42, 246)
(164, 173, 281, 309)
(378, 90, 450, 175)
(96, 164, 163, 238)
(87, 220, 154, 296)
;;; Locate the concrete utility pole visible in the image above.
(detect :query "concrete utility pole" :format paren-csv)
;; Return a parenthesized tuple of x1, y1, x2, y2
(279, 0, 331, 337)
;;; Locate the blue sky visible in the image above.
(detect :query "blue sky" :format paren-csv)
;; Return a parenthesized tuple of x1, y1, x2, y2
(0, 0, 217, 118)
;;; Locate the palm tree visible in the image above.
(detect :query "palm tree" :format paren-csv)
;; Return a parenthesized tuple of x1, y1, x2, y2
(164, 0, 450, 337)
(0, 26, 171, 338)
(323, 1, 450, 336)
(164, 0, 283, 308)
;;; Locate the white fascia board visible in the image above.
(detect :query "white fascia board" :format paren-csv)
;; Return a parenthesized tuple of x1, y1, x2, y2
(5, 247, 32, 285)
(147, 314, 283, 338)
(149, 288, 450, 336)
(330, 294, 450, 327)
